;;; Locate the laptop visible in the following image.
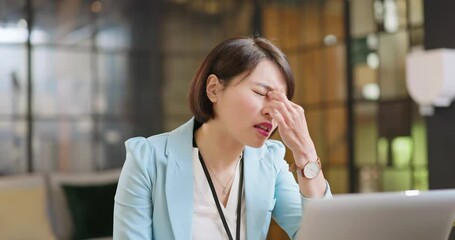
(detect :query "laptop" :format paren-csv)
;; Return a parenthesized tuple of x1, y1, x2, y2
(297, 189, 455, 240)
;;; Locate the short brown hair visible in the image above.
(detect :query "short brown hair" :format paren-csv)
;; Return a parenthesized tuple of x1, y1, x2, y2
(189, 36, 295, 123)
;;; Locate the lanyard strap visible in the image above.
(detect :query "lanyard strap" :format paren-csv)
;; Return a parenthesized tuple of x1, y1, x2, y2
(198, 151, 243, 240)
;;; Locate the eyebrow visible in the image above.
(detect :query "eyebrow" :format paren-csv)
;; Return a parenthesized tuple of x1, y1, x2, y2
(255, 83, 284, 93)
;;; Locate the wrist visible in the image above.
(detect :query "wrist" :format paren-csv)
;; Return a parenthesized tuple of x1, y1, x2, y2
(290, 140, 317, 161)
(292, 151, 318, 169)
(289, 156, 322, 180)
(297, 171, 327, 198)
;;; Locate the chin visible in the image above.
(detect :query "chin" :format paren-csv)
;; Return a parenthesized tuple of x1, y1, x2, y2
(247, 139, 267, 148)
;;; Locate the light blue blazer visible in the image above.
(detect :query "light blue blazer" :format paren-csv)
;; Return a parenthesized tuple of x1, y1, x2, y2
(114, 118, 331, 240)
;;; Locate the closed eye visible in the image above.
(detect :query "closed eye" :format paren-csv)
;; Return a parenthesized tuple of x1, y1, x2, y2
(253, 90, 266, 97)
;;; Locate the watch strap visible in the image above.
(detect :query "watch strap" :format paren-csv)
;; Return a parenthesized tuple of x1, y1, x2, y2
(289, 157, 321, 172)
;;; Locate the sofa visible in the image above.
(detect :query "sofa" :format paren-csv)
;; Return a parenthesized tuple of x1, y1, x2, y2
(0, 169, 121, 240)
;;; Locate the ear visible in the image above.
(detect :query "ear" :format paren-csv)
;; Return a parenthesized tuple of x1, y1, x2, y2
(206, 74, 222, 103)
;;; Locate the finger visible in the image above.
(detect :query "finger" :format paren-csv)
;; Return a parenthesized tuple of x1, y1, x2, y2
(267, 100, 294, 126)
(267, 90, 287, 101)
(268, 91, 296, 116)
(267, 91, 294, 112)
(264, 106, 288, 129)
(271, 92, 304, 117)
(269, 95, 304, 127)
(292, 104, 309, 129)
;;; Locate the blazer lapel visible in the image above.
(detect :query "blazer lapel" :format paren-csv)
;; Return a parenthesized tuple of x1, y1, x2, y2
(244, 146, 275, 240)
(164, 119, 195, 240)
(163, 118, 276, 239)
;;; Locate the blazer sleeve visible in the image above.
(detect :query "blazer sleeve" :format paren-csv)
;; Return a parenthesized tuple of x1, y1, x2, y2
(267, 141, 332, 240)
(114, 137, 155, 239)
(267, 141, 302, 239)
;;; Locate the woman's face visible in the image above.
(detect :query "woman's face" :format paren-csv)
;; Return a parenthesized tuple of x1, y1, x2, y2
(212, 59, 288, 148)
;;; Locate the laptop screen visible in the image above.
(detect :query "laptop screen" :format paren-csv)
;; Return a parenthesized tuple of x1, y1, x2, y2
(298, 189, 455, 240)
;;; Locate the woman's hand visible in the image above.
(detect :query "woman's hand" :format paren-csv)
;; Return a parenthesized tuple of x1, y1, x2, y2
(265, 91, 328, 198)
(264, 91, 318, 169)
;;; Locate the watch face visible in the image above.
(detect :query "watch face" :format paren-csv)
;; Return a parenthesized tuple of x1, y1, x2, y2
(303, 161, 320, 179)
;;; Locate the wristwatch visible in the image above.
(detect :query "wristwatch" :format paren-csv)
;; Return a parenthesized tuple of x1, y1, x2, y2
(301, 157, 321, 179)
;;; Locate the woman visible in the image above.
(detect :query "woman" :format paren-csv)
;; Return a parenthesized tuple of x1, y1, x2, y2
(114, 36, 332, 240)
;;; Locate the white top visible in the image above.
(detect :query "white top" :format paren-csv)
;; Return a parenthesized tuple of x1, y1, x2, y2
(192, 148, 247, 240)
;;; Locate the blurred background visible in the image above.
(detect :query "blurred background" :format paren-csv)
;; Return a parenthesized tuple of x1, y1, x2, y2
(1, 0, 454, 239)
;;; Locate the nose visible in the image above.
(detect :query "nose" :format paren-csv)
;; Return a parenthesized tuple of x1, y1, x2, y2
(261, 93, 277, 127)
(261, 106, 273, 122)
(261, 110, 276, 131)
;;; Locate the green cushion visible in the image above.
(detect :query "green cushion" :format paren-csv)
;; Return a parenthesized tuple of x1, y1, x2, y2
(62, 183, 117, 240)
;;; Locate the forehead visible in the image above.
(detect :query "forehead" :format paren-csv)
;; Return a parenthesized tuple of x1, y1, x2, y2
(246, 60, 287, 93)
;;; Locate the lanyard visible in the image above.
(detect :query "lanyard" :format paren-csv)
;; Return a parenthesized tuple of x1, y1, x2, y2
(198, 151, 244, 240)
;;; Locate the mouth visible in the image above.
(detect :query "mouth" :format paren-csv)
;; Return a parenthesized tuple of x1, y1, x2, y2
(254, 122, 273, 137)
